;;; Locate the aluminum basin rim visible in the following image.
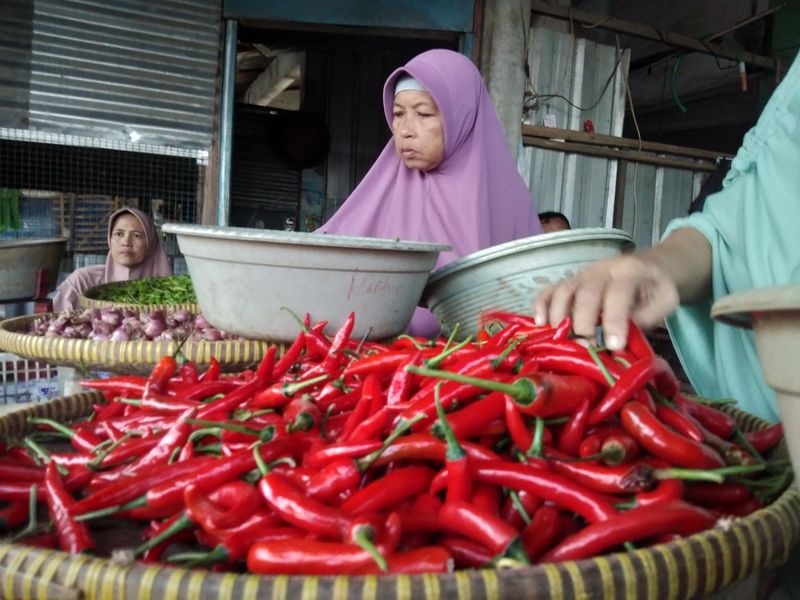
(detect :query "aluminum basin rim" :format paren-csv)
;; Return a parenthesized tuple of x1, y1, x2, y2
(426, 228, 634, 284)
(163, 223, 450, 254)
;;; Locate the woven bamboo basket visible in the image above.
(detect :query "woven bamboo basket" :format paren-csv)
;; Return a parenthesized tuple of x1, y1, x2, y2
(0, 392, 797, 600)
(79, 277, 200, 314)
(0, 314, 280, 375)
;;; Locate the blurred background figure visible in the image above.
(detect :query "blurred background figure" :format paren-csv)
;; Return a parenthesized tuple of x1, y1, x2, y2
(538, 211, 571, 233)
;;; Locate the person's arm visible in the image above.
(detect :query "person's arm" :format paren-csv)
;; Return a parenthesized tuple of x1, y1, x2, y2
(534, 228, 712, 350)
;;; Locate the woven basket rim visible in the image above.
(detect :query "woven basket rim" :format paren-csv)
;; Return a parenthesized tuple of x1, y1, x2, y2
(0, 393, 796, 599)
(0, 312, 276, 374)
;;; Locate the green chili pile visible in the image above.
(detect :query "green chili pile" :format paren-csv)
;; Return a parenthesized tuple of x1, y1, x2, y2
(0, 310, 788, 575)
(90, 275, 196, 305)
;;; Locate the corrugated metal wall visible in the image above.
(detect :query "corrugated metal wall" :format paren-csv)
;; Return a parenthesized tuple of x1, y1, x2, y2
(619, 163, 704, 249)
(518, 25, 709, 248)
(519, 26, 628, 229)
(0, 0, 221, 151)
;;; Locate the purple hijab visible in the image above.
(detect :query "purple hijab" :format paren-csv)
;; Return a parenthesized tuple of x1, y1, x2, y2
(318, 49, 541, 264)
(317, 49, 542, 335)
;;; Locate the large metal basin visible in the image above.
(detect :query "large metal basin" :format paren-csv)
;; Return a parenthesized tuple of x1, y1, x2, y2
(422, 228, 634, 338)
(163, 224, 449, 341)
(0, 238, 67, 302)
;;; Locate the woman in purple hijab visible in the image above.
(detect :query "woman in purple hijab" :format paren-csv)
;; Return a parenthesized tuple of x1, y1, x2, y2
(317, 49, 542, 336)
(52, 207, 172, 311)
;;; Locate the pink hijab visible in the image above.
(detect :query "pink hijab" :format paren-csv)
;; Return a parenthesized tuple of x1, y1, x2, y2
(52, 207, 172, 311)
(317, 49, 542, 335)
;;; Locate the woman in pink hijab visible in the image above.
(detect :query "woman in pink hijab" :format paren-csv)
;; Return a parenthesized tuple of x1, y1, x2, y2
(317, 48, 542, 336)
(52, 207, 172, 311)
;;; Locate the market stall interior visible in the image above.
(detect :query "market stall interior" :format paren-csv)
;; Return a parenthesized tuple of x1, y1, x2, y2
(0, 1, 799, 596)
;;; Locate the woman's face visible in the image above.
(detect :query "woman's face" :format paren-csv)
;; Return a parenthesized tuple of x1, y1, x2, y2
(110, 213, 147, 267)
(392, 90, 445, 172)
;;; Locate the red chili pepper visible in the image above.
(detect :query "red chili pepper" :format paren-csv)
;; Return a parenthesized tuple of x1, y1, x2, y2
(123, 406, 195, 472)
(500, 489, 541, 530)
(504, 397, 533, 454)
(431, 391, 505, 440)
(620, 402, 725, 469)
(0, 459, 44, 483)
(744, 423, 783, 453)
(634, 477, 684, 507)
(432, 392, 471, 504)
(96, 435, 163, 468)
(557, 397, 592, 456)
(283, 395, 322, 433)
(192, 525, 303, 564)
(541, 501, 716, 563)
(521, 505, 561, 561)
(198, 356, 221, 382)
(523, 354, 624, 387)
(626, 321, 655, 360)
(655, 403, 705, 443)
(336, 373, 382, 442)
(304, 458, 362, 502)
(547, 451, 653, 494)
(684, 482, 752, 507)
(145, 355, 178, 395)
(589, 357, 679, 425)
(44, 462, 95, 553)
(80, 375, 147, 398)
(303, 440, 382, 469)
(196, 376, 263, 420)
(579, 433, 603, 458)
(0, 482, 46, 503)
(267, 334, 301, 381)
(438, 500, 527, 562)
(179, 380, 241, 402)
(386, 351, 423, 406)
(525, 372, 605, 419)
(254, 345, 276, 383)
(438, 535, 493, 568)
(469, 460, 617, 523)
(351, 546, 454, 575)
(471, 483, 503, 517)
(251, 374, 328, 410)
(368, 434, 501, 468)
(552, 316, 572, 341)
(398, 353, 510, 427)
(714, 496, 764, 517)
(248, 539, 385, 575)
(674, 395, 737, 439)
(185, 481, 263, 531)
(599, 432, 640, 466)
(179, 362, 199, 385)
(137, 511, 196, 562)
(481, 309, 540, 329)
(147, 441, 294, 513)
(340, 466, 436, 515)
(0, 500, 29, 530)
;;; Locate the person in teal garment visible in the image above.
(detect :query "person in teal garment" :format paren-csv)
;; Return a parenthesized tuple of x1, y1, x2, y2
(533, 52, 800, 424)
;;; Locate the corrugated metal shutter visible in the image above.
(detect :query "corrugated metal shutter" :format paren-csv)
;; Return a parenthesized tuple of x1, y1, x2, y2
(0, 0, 220, 150)
(228, 104, 301, 228)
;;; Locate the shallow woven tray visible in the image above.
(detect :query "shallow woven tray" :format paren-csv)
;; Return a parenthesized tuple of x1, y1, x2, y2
(0, 393, 797, 600)
(79, 277, 200, 313)
(0, 314, 279, 375)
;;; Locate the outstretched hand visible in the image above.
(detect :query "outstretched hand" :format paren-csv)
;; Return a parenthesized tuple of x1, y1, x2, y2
(533, 254, 680, 350)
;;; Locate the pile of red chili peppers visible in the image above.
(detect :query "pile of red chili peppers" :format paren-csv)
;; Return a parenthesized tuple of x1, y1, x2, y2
(0, 310, 788, 575)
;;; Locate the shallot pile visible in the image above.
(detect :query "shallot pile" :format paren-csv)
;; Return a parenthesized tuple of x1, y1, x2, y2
(28, 308, 245, 342)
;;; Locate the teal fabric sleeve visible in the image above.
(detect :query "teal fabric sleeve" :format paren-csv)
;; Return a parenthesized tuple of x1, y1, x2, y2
(663, 56, 800, 423)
